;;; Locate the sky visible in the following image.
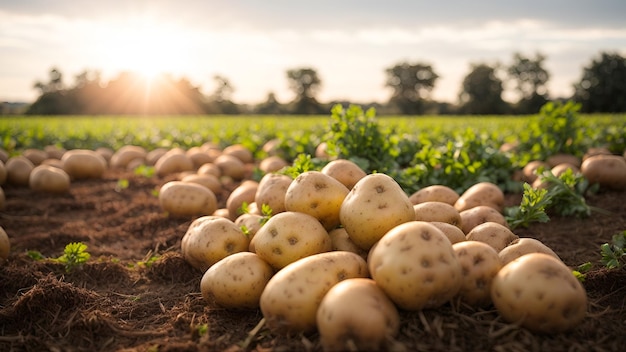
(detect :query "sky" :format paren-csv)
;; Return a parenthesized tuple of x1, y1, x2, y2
(1, 0, 626, 105)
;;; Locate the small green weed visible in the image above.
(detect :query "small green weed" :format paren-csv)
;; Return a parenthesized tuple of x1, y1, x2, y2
(56, 242, 91, 272)
(600, 231, 626, 270)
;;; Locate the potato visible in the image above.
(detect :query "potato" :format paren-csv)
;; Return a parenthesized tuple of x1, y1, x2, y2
(452, 241, 502, 307)
(110, 145, 147, 169)
(581, 154, 626, 190)
(259, 251, 369, 334)
(154, 148, 194, 177)
(145, 148, 168, 166)
(214, 154, 246, 180)
(429, 221, 466, 244)
(23, 148, 48, 165)
(340, 173, 415, 251)
(459, 205, 509, 234)
(254, 173, 292, 215)
(0, 186, 5, 211)
(0, 226, 9, 264)
(328, 227, 368, 259)
(368, 221, 462, 310)
(499, 237, 561, 265)
(317, 278, 400, 351)
(315, 142, 330, 159)
(259, 156, 288, 173)
(551, 162, 580, 177)
(491, 253, 587, 333)
(234, 213, 264, 247)
(409, 184, 460, 205)
(181, 173, 222, 195)
(261, 138, 281, 156)
(5, 156, 35, 186)
(583, 147, 611, 161)
(413, 201, 462, 229)
(158, 181, 218, 217)
(320, 159, 367, 190)
(252, 211, 331, 270)
(181, 216, 250, 272)
(197, 162, 221, 178)
(465, 221, 518, 252)
(226, 180, 259, 220)
(187, 146, 215, 169)
(62, 149, 107, 179)
(29, 165, 71, 193)
(200, 252, 274, 309)
(284, 171, 349, 231)
(546, 153, 581, 168)
(0, 160, 7, 185)
(455, 182, 504, 213)
(223, 144, 254, 164)
(95, 147, 114, 164)
(522, 160, 549, 183)
(0, 149, 7, 163)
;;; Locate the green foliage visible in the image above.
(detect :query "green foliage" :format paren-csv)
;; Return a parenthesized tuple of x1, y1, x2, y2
(280, 154, 325, 178)
(134, 165, 156, 177)
(538, 168, 594, 217)
(27, 250, 45, 261)
(573, 262, 593, 283)
(259, 204, 273, 226)
(56, 242, 91, 272)
(505, 183, 550, 229)
(600, 231, 626, 270)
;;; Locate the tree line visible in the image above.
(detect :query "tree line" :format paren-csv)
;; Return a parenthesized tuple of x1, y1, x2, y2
(3, 50, 625, 116)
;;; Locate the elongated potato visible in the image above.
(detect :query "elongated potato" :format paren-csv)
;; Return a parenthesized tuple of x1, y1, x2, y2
(110, 145, 147, 169)
(369, 221, 462, 310)
(430, 221, 466, 244)
(459, 205, 509, 234)
(259, 251, 369, 334)
(499, 237, 561, 265)
(5, 156, 35, 186)
(62, 149, 107, 179)
(581, 154, 626, 190)
(340, 173, 415, 251)
(200, 252, 274, 309)
(284, 171, 349, 231)
(455, 182, 504, 213)
(252, 211, 331, 270)
(226, 180, 259, 220)
(29, 164, 71, 193)
(155, 149, 194, 177)
(181, 216, 250, 272)
(409, 184, 460, 205)
(328, 227, 368, 259)
(158, 181, 218, 217)
(491, 253, 587, 333)
(320, 159, 367, 190)
(317, 278, 400, 351)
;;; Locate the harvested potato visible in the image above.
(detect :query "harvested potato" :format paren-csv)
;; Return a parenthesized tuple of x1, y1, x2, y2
(315, 142, 330, 159)
(62, 149, 107, 179)
(155, 148, 194, 177)
(110, 145, 147, 169)
(499, 237, 561, 265)
(259, 251, 369, 334)
(5, 156, 35, 186)
(546, 153, 581, 168)
(340, 173, 415, 251)
(181, 216, 250, 272)
(29, 165, 71, 193)
(214, 154, 246, 180)
(226, 180, 259, 220)
(197, 163, 221, 178)
(44, 145, 66, 160)
(551, 163, 580, 177)
(522, 160, 549, 183)
(0, 149, 7, 163)
(252, 211, 331, 270)
(491, 253, 587, 333)
(465, 221, 518, 252)
(284, 171, 349, 231)
(430, 221, 466, 244)
(261, 138, 281, 156)
(223, 144, 254, 164)
(23, 148, 48, 165)
(413, 201, 462, 228)
(409, 184, 460, 205)
(181, 173, 222, 195)
(455, 182, 504, 213)
(187, 146, 215, 169)
(145, 148, 168, 166)
(459, 205, 509, 234)
(0, 160, 6, 185)
(158, 181, 218, 217)
(581, 154, 626, 190)
(317, 278, 400, 351)
(259, 156, 288, 173)
(452, 241, 502, 307)
(368, 221, 462, 310)
(234, 213, 264, 247)
(328, 227, 368, 260)
(0, 186, 4, 210)
(583, 147, 611, 161)
(320, 159, 367, 190)
(200, 252, 274, 309)
(95, 147, 114, 163)
(0, 226, 9, 264)
(254, 173, 292, 215)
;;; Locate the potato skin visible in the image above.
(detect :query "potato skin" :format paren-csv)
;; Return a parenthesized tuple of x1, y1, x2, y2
(368, 221, 462, 310)
(159, 181, 218, 217)
(259, 251, 369, 334)
(452, 241, 502, 307)
(5, 156, 35, 186)
(252, 211, 331, 270)
(459, 205, 509, 234)
(455, 182, 504, 213)
(226, 180, 258, 220)
(316, 278, 400, 352)
(491, 253, 588, 333)
(0, 226, 10, 264)
(581, 154, 626, 190)
(413, 201, 462, 229)
(62, 149, 107, 179)
(320, 159, 367, 189)
(254, 173, 293, 215)
(340, 173, 415, 251)
(429, 221, 466, 244)
(409, 184, 459, 205)
(465, 221, 518, 252)
(200, 252, 274, 309)
(181, 216, 250, 272)
(499, 237, 561, 265)
(29, 165, 71, 193)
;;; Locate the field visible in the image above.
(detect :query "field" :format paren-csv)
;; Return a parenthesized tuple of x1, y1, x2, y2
(1, 106, 626, 351)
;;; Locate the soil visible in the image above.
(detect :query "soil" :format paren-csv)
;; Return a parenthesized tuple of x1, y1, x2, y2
(0, 169, 625, 352)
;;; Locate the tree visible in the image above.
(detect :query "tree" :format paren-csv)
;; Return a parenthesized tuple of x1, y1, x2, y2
(459, 63, 509, 115)
(385, 62, 439, 114)
(573, 52, 626, 112)
(508, 52, 550, 114)
(286, 67, 323, 114)
(254, 92, 284, 114)
(210, 75, 239, 114)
